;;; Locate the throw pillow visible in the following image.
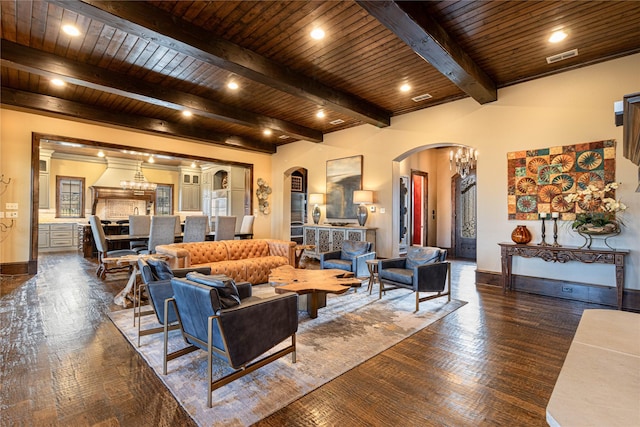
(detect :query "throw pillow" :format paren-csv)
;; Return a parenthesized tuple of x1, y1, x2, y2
(406, 247, 441, 269)
(186, 272, 241, 309)
(146, 258, 174, 280)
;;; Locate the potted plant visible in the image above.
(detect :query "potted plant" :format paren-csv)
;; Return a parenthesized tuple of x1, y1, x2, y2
(564, 182, 627, 234)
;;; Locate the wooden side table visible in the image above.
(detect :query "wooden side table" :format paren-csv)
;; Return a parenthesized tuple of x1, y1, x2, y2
(366, 259, 379, 295)
(294, 244, 315, 268)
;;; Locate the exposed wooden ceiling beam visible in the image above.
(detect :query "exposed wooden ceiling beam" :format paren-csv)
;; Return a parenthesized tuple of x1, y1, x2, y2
(49, 0, 391, 128)
(0, 41, 322, 143)
(1, 87, 276, 154)
(357, 0, 497, 104)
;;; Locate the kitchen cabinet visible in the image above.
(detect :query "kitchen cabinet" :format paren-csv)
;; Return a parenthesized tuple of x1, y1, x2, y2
(39, 149, 53, 209)
(38, 223, 78, 252)
(179, 167, 201, 211)
(303, 225, 376, 258)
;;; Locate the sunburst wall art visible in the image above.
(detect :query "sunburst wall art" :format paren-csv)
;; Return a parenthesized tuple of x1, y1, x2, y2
(507, 139, 616, 220)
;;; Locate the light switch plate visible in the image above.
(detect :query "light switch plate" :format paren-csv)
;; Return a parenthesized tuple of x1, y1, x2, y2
(0, 212, 4, 218)
(7, 211, 18, 218)
(380, 207, 386, 214)
(6, 202, 18, 210)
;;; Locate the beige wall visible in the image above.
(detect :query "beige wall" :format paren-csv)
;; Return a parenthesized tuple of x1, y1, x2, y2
(0, 111, 272, 263)
(272, 53, 640, 290)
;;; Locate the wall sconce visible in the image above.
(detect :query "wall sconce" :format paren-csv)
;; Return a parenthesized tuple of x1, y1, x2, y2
(353, 190, 373, 226)
(309, 193, 325, 224)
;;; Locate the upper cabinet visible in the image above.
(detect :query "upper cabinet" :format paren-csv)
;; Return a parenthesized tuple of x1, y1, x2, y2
(39, 149, 54, 209)
(179, 166, 201, 211)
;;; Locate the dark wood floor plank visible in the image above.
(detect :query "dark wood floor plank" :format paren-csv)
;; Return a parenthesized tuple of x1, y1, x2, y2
(0, 253, 608, 426)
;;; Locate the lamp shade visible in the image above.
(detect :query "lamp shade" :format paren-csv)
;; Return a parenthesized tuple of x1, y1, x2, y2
(353, 190, 373, 204)
(309, 193, 325, 205)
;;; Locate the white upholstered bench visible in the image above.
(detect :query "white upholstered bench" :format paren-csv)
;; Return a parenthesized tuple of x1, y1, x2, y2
(546, 309, 640, 426)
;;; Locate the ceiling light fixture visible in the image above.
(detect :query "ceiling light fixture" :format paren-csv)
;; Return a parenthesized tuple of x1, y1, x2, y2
(182, 110, 192, 117)
(227, 82, 239, 90)
(62, 24, 80, 37)
(549, 30, 567, 43)
(316, 110, 325, 118)
(120, 164, 157, 191)
(263, 129, 272, 136)
(400, 84, 411, 92)
(191, 161, 196, 168)
(97, 150, 105, 158)
(310, 28, 325, 40)
(450, 147, 477, 178)
(147, 156, 155, 164)
(51, 78, 65, 87)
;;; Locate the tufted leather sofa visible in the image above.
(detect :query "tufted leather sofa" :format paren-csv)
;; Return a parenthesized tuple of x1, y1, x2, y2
(155, 239, 296, 285)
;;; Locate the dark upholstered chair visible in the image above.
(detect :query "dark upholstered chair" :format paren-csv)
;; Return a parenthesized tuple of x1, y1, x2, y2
(164, 274, 298, 407)
(135, 258, 212, 347)
(378, 246, 451, 312)
(89, 215, 137, 279)
(319, 240, 375, 278)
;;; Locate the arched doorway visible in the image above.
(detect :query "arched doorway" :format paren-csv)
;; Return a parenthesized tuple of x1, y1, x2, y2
(392, 144, 477, 259)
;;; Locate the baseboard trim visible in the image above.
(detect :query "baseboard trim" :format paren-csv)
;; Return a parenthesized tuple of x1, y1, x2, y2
(0, 261, 37, 276)
(476, 269, 640, 312)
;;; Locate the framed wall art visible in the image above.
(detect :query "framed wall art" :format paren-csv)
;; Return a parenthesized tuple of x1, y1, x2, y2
(507, 139, 616, 220)
(326, 155, 363, 221)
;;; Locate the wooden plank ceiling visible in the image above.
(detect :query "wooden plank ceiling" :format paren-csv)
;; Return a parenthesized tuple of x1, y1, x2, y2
(1, 0, 640, 154)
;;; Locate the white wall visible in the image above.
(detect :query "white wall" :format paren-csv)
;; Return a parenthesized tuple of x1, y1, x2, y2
(272, 53, 640, 290)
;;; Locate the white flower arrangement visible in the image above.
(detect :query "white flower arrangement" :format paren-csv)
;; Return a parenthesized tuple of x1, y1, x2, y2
(564, 182, 627, 230)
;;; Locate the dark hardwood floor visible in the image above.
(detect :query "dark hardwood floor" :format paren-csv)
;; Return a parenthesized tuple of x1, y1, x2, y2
(1, 252, 607, 426)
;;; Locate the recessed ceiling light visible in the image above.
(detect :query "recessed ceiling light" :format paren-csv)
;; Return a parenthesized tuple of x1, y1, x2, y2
(51, 78, 65, 87)
(182, 110, 192, 117)
(148, 156, 155, 164)
(400, 84, 411, 92)
(227, 82, 239, 90)
(263, 129, 272, 136)
(316, 110, 325, 118)
(62, 24, 80, 37)
(191, 161, 196, 168)
(549, 30, 567, 43)
(310, 28, 325, 40)
(97, 150, 105, 158)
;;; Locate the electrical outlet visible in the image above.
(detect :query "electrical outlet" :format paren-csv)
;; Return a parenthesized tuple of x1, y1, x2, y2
(6, 202, 18, 210)
(7, 211, 18, 218)
(379, 208, 386, 214)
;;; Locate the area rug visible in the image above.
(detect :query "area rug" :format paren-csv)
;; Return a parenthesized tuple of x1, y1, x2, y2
(109, 284, 466, 426)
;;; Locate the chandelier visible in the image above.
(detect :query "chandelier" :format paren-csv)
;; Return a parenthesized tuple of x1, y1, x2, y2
(120, 166, 157, 191)
(450, 147, 477, 178)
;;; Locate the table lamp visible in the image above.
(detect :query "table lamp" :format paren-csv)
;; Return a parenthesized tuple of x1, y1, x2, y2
(353, 190, 373, 226)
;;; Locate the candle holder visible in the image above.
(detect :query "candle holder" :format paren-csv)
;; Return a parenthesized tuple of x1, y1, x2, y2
(552, 217, 561, 247)
(538, 217, 549, 246)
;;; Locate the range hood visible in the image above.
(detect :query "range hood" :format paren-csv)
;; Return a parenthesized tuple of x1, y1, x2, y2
(90, 157, 156, 215)
(92, 157, 143, 188)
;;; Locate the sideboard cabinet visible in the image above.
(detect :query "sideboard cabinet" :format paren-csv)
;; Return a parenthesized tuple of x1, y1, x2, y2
(303, 225, 376, 258)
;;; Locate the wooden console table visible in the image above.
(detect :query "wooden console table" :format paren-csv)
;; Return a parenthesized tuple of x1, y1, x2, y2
(498, 243, 629, 310)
